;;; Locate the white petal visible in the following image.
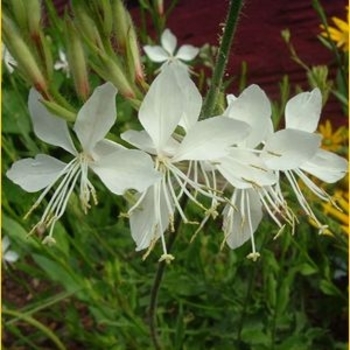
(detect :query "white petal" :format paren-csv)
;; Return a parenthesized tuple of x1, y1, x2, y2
(224, 84, 272, 147)
(223, 189, 263, 250)
(74, 82, 118, 153)
(171, 64, 202, 132)
(2, 236, 10, 253)
(28, 89, 77, 154)
(285, 88, 322, 132)
(143, 45, 169, 62)
(300, 149, 348, 183)
(172, 117, 251, 162)
(121, 130, 180, 156)
(161, 29, 177, 56)
(139, 65, 184, 152)
(92, 139, 125, 159)
(130, 183, 173, 251)
(4, 250, 19, 263)
(121, 130, 157, 154)
(90, 149, 160, 194)
(176, 45, 199, 61)
(6, 154, 68, 192)
(216, 149, 277, 189)
(261, 129, 322, 171)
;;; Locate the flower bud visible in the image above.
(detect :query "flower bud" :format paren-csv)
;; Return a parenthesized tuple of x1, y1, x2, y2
(73, 4, 103, 49)
(96, 0, 113, 37)
(125, 16, 145, 83)
(64, 20, 90, 101)
(2, 14, 48, 95)
(112, 0, 145, 83)
(98, 53, 137, 99)
(8, 0, 27, 33)
(111, 0, 129, 51)
(155, 0, 164, 16)
(26, 0, 42, 42)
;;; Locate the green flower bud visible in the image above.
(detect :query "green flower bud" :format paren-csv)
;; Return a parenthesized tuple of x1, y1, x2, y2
(64, 20, 90, 101)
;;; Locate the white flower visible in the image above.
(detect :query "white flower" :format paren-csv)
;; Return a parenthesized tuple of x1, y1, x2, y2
(2, 44, 17, 74)
(6, 83, 159, 243)
(216, 85, 277, 256)
(222, 189, 262, 261)
(122, 64, 251, 261)
(261, 88, 348, 231)
(143, 28, 199, 69)
(2, 236, 19, 267)
(54, 49, 70, 77)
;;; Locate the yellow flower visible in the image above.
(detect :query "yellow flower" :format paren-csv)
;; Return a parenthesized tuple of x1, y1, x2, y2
(318, 119, 348, 153)
(322, 188, 349, 234)
(320, 7, 349, 52)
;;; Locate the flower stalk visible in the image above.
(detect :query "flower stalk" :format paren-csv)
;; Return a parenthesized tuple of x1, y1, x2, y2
(201, 0, 244, 118)
(148, 196, 188, 350)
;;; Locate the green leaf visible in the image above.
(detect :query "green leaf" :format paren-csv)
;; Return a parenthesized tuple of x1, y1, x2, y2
(32, 254, 83, 293)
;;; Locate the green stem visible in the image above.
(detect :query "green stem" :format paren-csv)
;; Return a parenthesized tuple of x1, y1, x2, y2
(148, 197, 188, 350)
(201, 0, 244, 118)
(3, 309, 67, 350)
(236, 261, 257, 342)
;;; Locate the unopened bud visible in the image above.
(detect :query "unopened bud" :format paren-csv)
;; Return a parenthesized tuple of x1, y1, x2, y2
(97, 0, 113, 37)
(98, 53, 136, 99)
(64, 20, 90, 100)
(9, 0, 27, 33)
(125, 17, 145, 83)
(26, 0, 42, 42)
(2, 14, 48, 95)
(73, 5, 103, 49)
(155, 0, 164, 16)
(112, 0, 130, 51)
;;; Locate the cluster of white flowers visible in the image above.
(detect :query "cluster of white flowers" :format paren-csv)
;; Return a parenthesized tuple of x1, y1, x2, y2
(6, 30, 348, 262)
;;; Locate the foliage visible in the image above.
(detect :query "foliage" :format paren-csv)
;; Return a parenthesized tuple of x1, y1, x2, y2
(2, 1, 348, 349)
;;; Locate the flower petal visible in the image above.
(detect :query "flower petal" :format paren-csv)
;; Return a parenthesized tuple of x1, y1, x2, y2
(172, 64, 202, 132)
(161, 29, 177, 56)
(224, 84, 273, 147)
(90, 149, 160, 194)
(285, 88, 322, 132)
(139, 65, 184, 152)
(121, 130, 157, 154)
(216, 149, 277, 189)
(4, 250, 19, 263)
(2, 236, 10, 253)
(172, 117, 251, 162)
(223, 189, 263, 250)
(129, 183, 173, 251)
(261, 129, 322, 171)
(176, 45, 199, 61)
(300, 149, 348, 183)
(92, 139, 125, 159)
(28, 89, 77, 154)
(121, 130, 180, 156)
(6, 154, 68, 192)
(74, 82, 118, 153)
(143, 45, 169, 62)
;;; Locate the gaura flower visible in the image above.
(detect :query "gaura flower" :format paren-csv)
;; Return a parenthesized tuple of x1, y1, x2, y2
(143, 28, 199, 69)
(2, 236, 19, 267)
(6, 83, 159, 244)
(122, 65, 251, 261)
(320, 7, 349, 52)
(216, 85, 277, 258)
(2, 44, 17, 74)
(54, 49, 70, 78)
(261, 88, 348, 232)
